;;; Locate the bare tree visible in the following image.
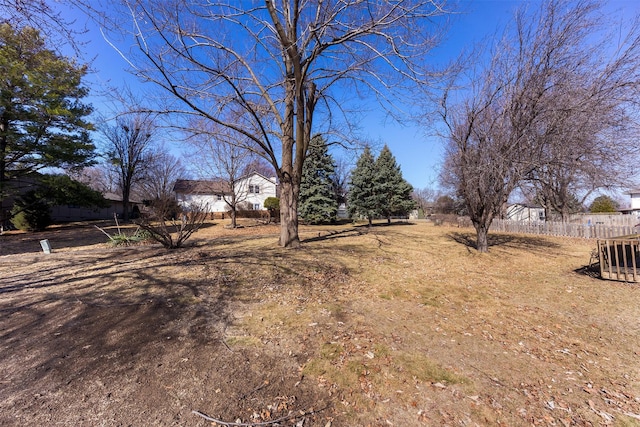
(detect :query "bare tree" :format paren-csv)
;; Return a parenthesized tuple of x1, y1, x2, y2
(412, 186, 436, 216)
(441, 0, 640, 252)
(68, 164, 119, 194)
(189, 125, 256, 228)
(441, 66, 535, 252)
(331, 156, 351, 210)
(241, 158, 276, 179)
(98, 0, 449, 247)
(520, 69, 640, 221)
(136, 199, 207, 249)
(0, 0, 92, 54)
(100, 113, 156, 221)
(138, 149, 185, 201)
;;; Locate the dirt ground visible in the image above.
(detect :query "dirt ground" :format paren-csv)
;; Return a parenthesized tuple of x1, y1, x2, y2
(0, 221, 331, 426)
(1, 220, 639, 426)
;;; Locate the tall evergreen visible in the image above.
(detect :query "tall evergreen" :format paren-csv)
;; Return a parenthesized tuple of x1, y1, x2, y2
(348, 147, 380, 226)
(299, 135, 338, 224)
(375, 145, 415, 223)
(0, 24, 95, 187)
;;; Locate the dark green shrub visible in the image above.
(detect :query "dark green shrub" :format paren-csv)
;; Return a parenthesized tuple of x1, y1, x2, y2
(10, 192, 52, 231)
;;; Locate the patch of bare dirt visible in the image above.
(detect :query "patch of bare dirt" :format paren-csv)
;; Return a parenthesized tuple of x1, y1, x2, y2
(0, 222, 331, 426)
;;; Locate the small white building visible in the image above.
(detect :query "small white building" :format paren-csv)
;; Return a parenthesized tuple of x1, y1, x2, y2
(173, 172, 278, 213)
(505, 203, 546, 222)
(620, 189, 640, 216)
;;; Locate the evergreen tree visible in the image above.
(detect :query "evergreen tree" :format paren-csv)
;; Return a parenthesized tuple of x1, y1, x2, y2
(348, 147, 380, 226)
(299, 135, 338, 224)
(0, 23, 94, 220)
(375, 145, 416, 223)
(589, 195, 619, 213)
(10, 173, 108, 231)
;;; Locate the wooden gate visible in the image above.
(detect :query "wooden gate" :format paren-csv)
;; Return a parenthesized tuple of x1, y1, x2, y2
(597, 236, 640, 282)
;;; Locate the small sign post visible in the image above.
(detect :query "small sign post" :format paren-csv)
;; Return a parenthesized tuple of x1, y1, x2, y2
(40, 239, 52, 254)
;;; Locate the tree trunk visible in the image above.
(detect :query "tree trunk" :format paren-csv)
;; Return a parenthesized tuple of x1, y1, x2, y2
(475, 223, 489, 253)
(0, 115, 8, 201)
(230, 208, 237, 228)
(279, 179, 300, 248)
(122, 189, 130, 222)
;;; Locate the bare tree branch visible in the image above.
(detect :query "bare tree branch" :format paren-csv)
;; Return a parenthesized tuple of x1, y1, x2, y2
(91, 0, 450, 247)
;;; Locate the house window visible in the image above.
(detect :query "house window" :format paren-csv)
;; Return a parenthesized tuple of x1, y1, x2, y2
(217, 194, 222, 201)
(249, 184, 260, 194)
(254, 203, 261, 210)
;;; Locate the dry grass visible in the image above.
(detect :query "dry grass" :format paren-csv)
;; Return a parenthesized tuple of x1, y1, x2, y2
(1, 219, 639, 426)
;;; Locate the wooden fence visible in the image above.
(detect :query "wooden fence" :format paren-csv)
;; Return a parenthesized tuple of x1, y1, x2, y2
(490, 219, 640, 239)
(597, 237, 640, 283)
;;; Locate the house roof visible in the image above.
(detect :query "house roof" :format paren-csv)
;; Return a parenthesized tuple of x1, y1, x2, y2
(507, 203, 544, 209)
(239, 170, 278, 184)
(173, 179, 231, 195)
(102, 192, 143, 204)
(628, 189, 640, 195)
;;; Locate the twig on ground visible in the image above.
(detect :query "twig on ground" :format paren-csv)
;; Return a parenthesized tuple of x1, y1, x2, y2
(468, 363, 507, 387)
(220, 338, 234, 353)
(239, 380, 269, 400)
(192, 406, 329, 426)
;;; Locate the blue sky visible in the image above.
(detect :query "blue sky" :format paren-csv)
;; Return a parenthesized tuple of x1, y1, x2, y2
(62, 1, 640, 191)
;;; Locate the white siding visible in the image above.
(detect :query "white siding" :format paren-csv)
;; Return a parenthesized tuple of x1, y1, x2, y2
(176, 173, 277, 213)
(505, 204, 545, 222)
(235, 174, 277, 210)
(176, 194, 228, 212)
(631, 192, 640, 210)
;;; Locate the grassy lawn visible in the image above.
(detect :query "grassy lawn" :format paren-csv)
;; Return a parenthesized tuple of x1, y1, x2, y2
(1, 220, 639, 426)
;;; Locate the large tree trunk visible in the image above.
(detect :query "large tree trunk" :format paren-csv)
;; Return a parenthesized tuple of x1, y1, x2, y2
(474, 222, 490, 253)
(122, 188, 130, 221)
(279, 179, 300, 248)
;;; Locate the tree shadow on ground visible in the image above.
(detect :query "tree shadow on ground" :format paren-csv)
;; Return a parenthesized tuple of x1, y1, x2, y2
(0, 244, 332, 426)
(447, 231, 562, 252)
(301, 221, 414, 244)
(0, 220, 219, 256)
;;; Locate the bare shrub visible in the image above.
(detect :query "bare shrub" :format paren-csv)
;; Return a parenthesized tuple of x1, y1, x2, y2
(136, 200, 207, 249)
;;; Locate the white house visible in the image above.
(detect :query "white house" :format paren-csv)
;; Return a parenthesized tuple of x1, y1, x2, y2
(505, 203, 546, 222)
(173, 172, 278, 214)
(621, 189, 640, 216)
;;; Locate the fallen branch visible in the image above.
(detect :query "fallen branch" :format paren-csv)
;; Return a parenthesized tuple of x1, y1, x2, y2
(468, 363, 507, 387)
(192, 406, 329, 426)
(239, 380, 269, 400)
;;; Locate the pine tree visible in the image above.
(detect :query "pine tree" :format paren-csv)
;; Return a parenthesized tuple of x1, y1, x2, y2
(375, 145, 415, 224)
(348, 147, 380, 226)
(0, 23, 94, 212)
(299, 135, 338, 224)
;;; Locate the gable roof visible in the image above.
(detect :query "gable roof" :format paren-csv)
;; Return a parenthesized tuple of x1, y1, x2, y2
(238, 170, 278, 184)
(173, 179, 231, 195)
